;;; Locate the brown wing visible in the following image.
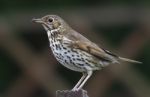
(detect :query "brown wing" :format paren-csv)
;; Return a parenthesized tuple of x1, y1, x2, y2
(64, 29, 118, 62)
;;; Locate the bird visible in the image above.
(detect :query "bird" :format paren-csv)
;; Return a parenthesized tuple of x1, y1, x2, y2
(32, 15, 141, 91)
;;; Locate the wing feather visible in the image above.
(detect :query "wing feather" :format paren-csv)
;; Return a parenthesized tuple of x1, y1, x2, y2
(63, 29, 118, 62)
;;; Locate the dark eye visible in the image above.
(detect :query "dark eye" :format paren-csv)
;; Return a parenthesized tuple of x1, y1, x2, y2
(48, 18, 53, 23)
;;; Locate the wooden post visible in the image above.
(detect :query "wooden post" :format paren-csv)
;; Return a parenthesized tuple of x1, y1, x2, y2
(56, 90, 89, 97)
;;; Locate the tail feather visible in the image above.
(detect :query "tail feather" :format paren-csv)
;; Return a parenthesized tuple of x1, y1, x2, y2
(119, 57, 142, 64)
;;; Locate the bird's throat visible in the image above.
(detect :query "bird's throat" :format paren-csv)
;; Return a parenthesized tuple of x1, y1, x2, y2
(47, 28, 62, 44)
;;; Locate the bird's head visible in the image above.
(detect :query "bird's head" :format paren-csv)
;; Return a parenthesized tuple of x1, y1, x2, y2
(32, 15, 69, 32)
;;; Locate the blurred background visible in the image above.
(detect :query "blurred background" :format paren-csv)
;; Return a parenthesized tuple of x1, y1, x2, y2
(0, 0, 150, 97)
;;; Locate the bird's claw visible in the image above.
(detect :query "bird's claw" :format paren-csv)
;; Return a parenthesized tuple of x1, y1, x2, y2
(71, 88, 79, 91)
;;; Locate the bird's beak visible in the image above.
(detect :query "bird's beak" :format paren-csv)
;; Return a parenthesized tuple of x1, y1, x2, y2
(32, 18, 44, 24)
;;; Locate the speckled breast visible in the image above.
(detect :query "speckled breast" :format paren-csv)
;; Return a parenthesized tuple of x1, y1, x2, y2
(48, 31, 99, 72)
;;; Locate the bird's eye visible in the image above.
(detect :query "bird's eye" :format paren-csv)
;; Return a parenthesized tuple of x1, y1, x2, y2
(48, 18, 53, 23)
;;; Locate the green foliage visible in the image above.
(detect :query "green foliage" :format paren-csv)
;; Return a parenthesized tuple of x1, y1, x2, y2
(134, 44, 150, 82)
(0, 48, 20, 93)
(95, 24, 133, 47)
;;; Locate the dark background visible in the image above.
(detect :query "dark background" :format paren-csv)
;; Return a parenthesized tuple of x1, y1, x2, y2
(0, 0, 150, 97)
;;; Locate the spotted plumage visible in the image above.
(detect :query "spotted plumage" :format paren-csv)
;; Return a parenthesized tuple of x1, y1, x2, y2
(32, 15, 142, 91)
(48, 29, 100, 72)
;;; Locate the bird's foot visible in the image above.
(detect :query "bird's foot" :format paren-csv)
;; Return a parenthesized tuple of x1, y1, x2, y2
(72, 88, 78, 91)
(71, 87, 80, 91)
(72, 87, 82, 91)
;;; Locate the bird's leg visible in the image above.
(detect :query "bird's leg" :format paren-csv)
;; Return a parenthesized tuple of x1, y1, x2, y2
(77, 71, 93, 90)
(72, 72, 87, 91)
